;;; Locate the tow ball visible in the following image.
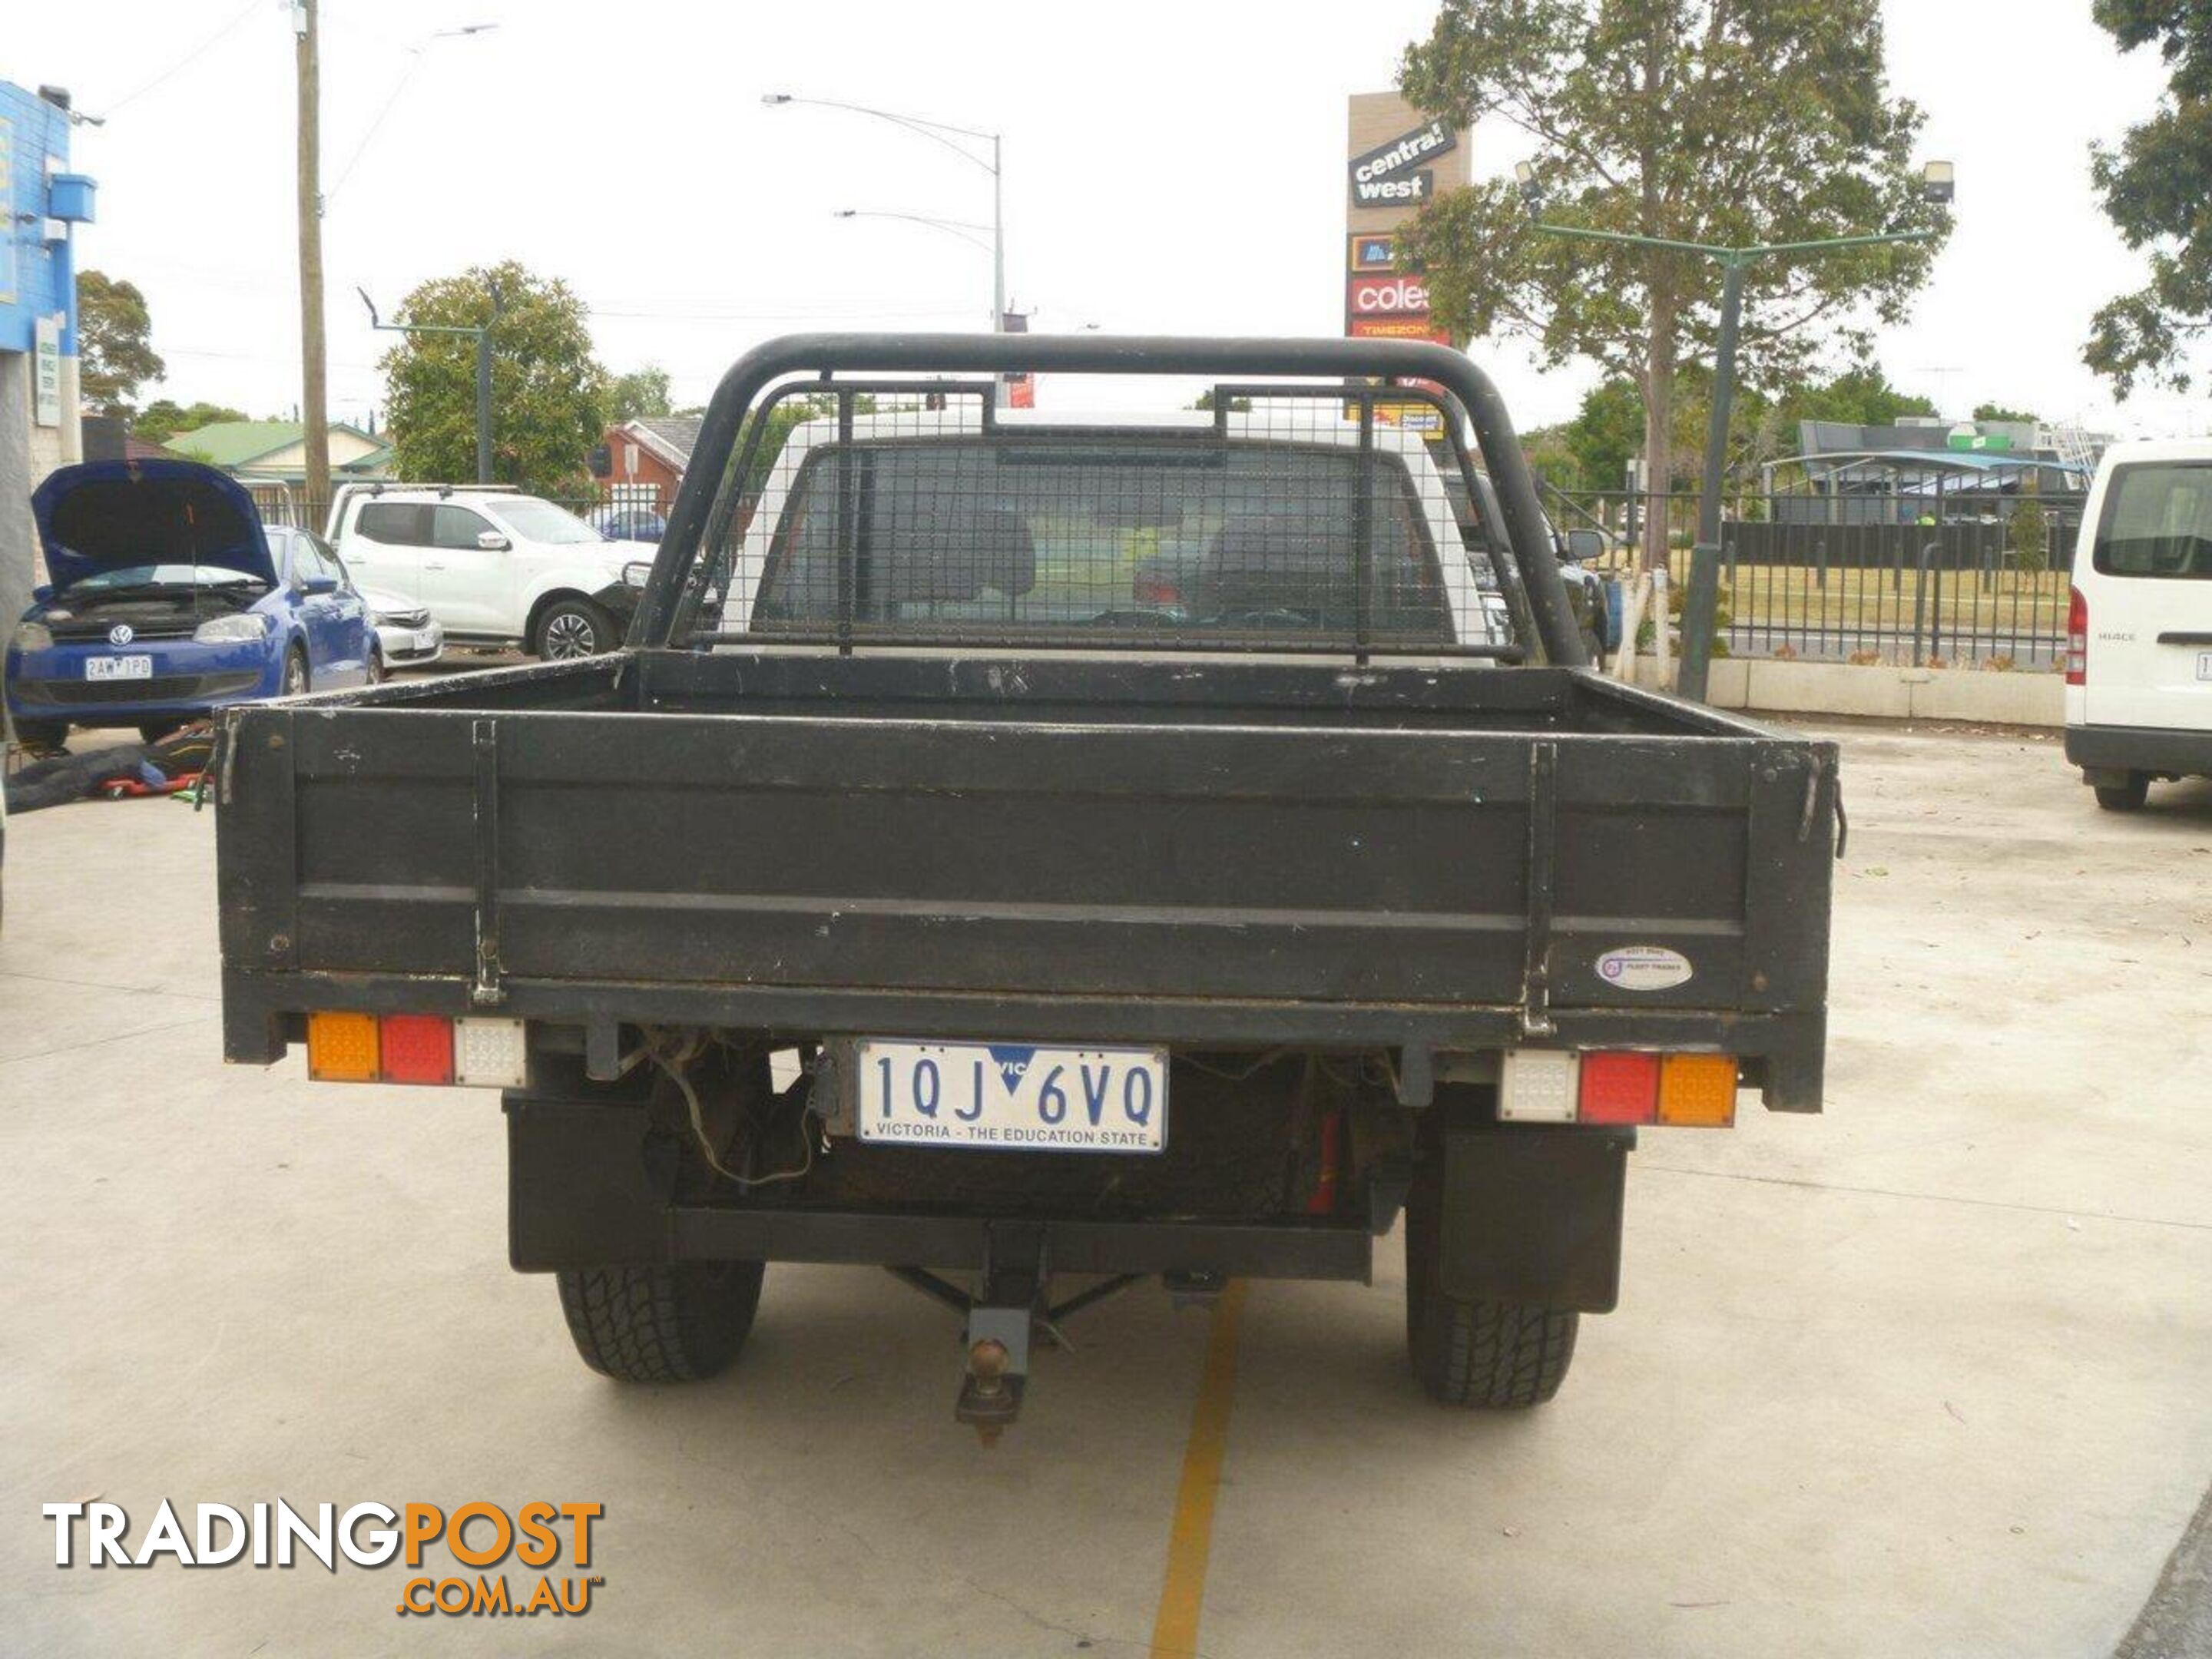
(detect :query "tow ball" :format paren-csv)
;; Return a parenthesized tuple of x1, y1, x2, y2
(885, 1226, 1144, 1445)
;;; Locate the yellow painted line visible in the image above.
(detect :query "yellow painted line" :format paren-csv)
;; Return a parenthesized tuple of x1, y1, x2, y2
(1147, 1277, 1250, 1659)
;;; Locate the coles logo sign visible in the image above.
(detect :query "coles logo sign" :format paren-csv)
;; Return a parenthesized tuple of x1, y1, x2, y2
(1347, 273, 1431, 317)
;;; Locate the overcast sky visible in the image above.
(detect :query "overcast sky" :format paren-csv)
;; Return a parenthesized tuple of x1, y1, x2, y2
(10, 0, 2200, 439)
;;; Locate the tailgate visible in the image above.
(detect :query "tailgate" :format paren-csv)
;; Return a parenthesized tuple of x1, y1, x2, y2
(217, 700, 1833, 1031)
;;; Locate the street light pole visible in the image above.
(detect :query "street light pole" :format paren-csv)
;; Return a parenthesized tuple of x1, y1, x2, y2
(359, 283, 502, 485)
(1697, 258, 1748, 554)
(765, 94, 1005, 330)
(293, 0, 329, 513)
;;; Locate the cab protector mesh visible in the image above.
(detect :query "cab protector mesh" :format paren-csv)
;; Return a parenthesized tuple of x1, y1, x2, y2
(673, 382, 1524, 661)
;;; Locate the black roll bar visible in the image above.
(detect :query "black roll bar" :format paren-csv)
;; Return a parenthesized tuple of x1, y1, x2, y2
(631, 333, 1586, 667)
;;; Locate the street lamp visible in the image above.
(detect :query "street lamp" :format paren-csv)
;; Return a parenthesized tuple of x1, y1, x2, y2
(359, 280, 502, 485)
(763, 92, 1005, 331)
(1518, 160, 1955, 697)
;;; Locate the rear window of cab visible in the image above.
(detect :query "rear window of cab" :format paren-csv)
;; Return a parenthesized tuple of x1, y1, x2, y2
(2094, 462, 2212, 580)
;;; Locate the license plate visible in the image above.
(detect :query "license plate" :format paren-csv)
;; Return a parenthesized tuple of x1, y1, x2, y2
(86, 655, 152, 681)
(856, 1039, 1167, 1154)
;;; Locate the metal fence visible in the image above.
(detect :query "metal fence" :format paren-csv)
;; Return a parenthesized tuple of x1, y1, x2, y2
(1554, 489, 2085, 670)
(243, 474, 2081, 671)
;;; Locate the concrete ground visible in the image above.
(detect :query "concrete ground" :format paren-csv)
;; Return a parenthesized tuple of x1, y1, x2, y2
(2, 720, 2209, 1656)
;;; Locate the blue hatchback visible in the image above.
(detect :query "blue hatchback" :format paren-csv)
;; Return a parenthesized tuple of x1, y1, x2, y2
(5, 459, 375, 746)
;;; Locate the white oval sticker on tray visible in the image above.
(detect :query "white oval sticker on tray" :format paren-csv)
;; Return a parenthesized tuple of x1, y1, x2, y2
(1595, 945, 1694, 992)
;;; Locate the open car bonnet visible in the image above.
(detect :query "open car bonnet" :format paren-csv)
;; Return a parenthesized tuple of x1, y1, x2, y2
(31, 459, 279, 592)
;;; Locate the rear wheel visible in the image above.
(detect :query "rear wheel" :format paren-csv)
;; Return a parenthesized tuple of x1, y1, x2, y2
(2094, 772, 2150, 812)
(1405, 1160, 1578, 1408)
(280, 649, 310, 697)
(11, 718, 69, 751)
(532, 597, 615, 661)
(556, 1260, 765, 1382)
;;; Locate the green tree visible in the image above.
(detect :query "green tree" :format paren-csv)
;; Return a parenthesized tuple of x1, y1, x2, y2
(2086, 1, 2212, 393)
(2008, 498, 2050, 573)
(1972, 402, 2038, 424)
(1561, 377, 1647, 495)
(134, 399, 248, 446)
(379, 262, 605, 492)
(1519, 422, 1581, 488)
(77, 270, 167, 418)
(608, 364, 674, 423)
(1396, 0, 1946, 565)
(1782, 364, 1939, 430)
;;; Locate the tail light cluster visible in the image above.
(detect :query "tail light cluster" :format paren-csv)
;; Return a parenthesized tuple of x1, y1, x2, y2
(2065, 586, 2088, 686)
(1499, 1048, 1739, 1128)
(306, 1012, 528, 1088)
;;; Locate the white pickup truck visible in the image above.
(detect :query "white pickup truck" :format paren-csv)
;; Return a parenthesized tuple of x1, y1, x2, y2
(324, 484, 654, 660)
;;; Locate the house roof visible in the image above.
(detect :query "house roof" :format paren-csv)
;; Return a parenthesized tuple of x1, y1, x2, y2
(621, 416, 704, 469)
(163, 419, 380, 469)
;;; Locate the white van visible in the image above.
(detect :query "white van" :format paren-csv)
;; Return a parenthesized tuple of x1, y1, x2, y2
(2065, 439, 2212, 810)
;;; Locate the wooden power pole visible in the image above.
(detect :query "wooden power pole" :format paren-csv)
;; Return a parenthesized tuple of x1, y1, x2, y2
(295, 0, 330, 515)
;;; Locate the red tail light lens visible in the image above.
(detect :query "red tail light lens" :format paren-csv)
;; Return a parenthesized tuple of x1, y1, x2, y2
(379, 1014, 455, 1085)
(1133, 571, 1181, 608)
(1578, 1051, 1661, 1124)
(2065, 586, 2087, 686)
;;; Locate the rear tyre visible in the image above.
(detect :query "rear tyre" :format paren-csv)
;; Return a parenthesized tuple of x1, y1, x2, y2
(555, 1261, 765, 1382)
(532, 597, 615, 661)
(280, 649, 310, 697)
(11, 718, 69, 751)
(2094, 772, 2150, 812)
(1405, 1161, 1578, 1409)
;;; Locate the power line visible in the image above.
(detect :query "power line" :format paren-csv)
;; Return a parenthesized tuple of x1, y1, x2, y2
(584, 306, 977, 323)
(101, 0, 264, 116)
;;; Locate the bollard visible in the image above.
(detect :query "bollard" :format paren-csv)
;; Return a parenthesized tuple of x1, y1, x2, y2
(1910, 541, 1938, 667)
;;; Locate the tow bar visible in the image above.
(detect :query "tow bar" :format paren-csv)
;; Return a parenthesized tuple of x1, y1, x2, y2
(886, 1224, 1144, 1444)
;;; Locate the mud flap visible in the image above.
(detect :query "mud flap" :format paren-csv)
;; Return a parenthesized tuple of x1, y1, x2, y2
(1439, 1126, 1631, 1313)
(506, 1098, 674, 1270)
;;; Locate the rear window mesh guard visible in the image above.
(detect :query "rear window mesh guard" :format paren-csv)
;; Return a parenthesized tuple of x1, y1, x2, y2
(667, 378, 1538, 664)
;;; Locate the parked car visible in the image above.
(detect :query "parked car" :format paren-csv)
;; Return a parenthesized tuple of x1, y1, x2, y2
(214, 336, 1838, 1437)
(2065, 438, 2212, 810)
(587, 503, 669, 545)
(326, 484, 654, 659)
(5, 460, 374, 749)
(1432, 451, 1614, 664)
(357, 584, 444, 673)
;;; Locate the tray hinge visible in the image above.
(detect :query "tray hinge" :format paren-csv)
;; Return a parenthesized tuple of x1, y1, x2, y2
(472, 718, 505, 1006)
(1520, 740, 1558, 1037)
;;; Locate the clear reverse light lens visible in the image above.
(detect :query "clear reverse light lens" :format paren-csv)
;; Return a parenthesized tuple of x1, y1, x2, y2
(193, 614, 270, 644)
(1499, 1049, 1580, 1122)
